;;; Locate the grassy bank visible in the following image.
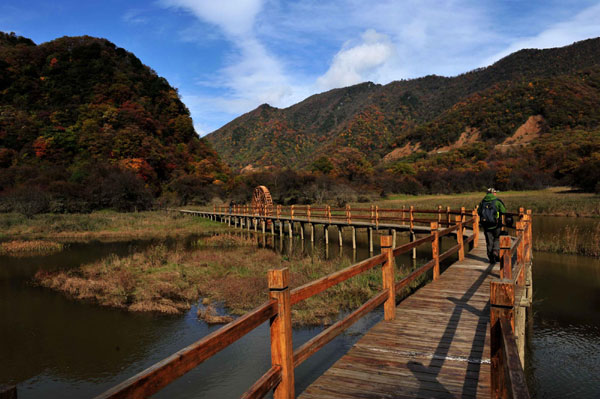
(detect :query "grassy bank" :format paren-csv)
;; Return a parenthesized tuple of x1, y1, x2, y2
(0, 211, 227, 241)
(34, 234, 396, 326)
(534, 223, 600, 257)
(377, 187, 600, 217)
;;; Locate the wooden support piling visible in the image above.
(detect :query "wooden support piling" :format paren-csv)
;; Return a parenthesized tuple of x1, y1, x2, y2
(324, 225, 329, 245)
(368, 227, 373, 253)
(352, 226, 356, 249)
(338, 226, 343, 247)
(310, 223, 314, 243)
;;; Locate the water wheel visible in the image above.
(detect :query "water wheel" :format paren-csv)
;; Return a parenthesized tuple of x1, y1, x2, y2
(252, 186, 273, 216)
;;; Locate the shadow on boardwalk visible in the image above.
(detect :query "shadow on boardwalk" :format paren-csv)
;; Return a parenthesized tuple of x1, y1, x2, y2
(300, 236, 494, 399)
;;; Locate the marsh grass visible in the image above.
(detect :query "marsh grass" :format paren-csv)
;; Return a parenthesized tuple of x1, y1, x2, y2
(534, 223, 600, 257)
(378, 187, 600, 217)
(0, 211, 226, 241)
(34, 235, 443, 326)
(0, 240, 64, 256)
(195, 234, 256, 248)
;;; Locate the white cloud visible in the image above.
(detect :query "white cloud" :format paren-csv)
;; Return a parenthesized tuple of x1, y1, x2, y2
(160, 0, 264, 36)
(483, 3, 600, 66)
(317, 29, 395, 90)
(161, 0, 309, 121)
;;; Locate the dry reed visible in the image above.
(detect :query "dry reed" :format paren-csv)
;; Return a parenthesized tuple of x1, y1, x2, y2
(0, 240, 64, 256)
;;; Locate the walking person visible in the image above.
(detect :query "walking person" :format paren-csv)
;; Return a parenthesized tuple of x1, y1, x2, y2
(478, 188, 506, 263)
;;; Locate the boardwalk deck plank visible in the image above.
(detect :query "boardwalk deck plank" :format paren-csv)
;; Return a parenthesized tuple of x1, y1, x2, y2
(299, 235, 493, 398)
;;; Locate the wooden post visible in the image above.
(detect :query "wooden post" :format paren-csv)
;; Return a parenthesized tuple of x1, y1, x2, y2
(324, 225, 329, 245)
(352, 226, 356, 249)
(380, 235, 396, 321)
(300, 223, 304, 240)
(327, 205, 331, 223)
(307, 205, 311, 223)
(262, 219, 266, 234)
(402, 205, 406, 225)
(519, 207, 525, 221)
(446, 206, 451, 226)
(500, 235, 512, 280)
(346, 204, 351, 224)
(392, 229, 397, 247)
(375, 205, 379, 228)
(288, 221, 293, 238)
(310, 223, 314, 243)
(277, 205, 281, 220)
(410, 206, 416, 259)
(371, 205, 375, 224)
(472, 209, 479, 248)
(437, 205, 442, 224)
(461, 206, 466, 223)
(290, 205, 295, 221)
(525, 210, 533, 262)
(431, 222, 439, 280)
(271, 220, 275, 236)
(516, 222, 525, 272)
(456, 216, 464, 261)
(338, 226, 343, 247)
(279, 220, 283, 237)
(490, 279, 515, 399)
(268, 268, 294, 399)
(368, 227, 373, 253)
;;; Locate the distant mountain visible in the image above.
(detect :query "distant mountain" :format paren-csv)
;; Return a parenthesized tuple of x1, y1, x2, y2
(206, 38, 600, 170)
(0, 33, 226, 211)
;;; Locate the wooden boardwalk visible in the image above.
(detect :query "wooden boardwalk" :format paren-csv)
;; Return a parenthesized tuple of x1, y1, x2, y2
(300, 234, 495, 399)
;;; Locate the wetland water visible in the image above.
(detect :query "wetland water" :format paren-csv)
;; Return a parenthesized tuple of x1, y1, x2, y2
(1, 217, 599, 398)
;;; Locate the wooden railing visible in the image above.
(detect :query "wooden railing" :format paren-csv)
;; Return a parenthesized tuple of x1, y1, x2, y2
(97, 209, 480, 399)
(216, 204, 471, 227)
(490, 209, 533, 399)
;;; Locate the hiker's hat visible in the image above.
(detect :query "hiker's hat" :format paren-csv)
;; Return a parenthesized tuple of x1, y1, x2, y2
(487, 187, 497, 194)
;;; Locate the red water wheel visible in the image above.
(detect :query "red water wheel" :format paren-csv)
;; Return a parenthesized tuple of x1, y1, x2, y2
(252, 185, 273, 217)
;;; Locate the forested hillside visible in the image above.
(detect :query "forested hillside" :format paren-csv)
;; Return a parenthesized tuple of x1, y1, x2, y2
(0, 33, 226, 212)
(206, 38, 600, 194)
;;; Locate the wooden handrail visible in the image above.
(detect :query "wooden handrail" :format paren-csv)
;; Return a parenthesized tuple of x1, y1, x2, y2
(290, 253, 386, 305)
(293, 290, 389, 367)
(490, 209, 532, 399)
(499, 318, 530, 399)
(392, 234, 434, 256)
(395, 258, 436, 292)
(439, 244, 461, 262)
(241, 366, 282, 399)
(94, 299, 277, 399)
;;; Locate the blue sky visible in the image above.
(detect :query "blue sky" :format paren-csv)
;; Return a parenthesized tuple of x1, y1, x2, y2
(2, 1, 600, 136)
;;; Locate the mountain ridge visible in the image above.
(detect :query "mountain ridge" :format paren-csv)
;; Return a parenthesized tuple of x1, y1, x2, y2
(206, 37, 600, 171)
